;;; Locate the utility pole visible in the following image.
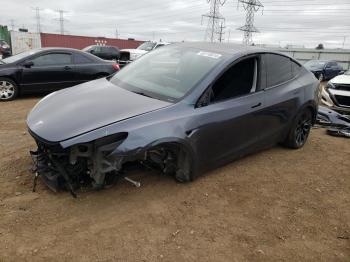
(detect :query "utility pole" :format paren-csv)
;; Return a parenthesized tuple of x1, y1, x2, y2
(227, 28, 231, 43)
(202, 0, 226, 42)
(342, 36, 348, 49)
(56, 10, 68, 35)
(32, 7, 42, 33)
(10, 20, 15, 31)
(115, 27, 119, 38)
(237, 0, 264, 45)
(218, 22, 225, 42)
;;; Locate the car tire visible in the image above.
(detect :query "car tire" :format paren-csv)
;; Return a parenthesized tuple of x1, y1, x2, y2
(284, 109, 313, 149)
(0, 77, 19, 101)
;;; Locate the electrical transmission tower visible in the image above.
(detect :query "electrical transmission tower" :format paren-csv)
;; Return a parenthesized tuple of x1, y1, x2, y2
(56, 10, 68, 35)
(32, 7, 42, 33)
(219, 22, 225, 42)
(202, 0, 226, 42)
(237, 0, 263, 45)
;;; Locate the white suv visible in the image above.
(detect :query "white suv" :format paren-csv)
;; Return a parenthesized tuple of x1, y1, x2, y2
(118, 41, 170, 67)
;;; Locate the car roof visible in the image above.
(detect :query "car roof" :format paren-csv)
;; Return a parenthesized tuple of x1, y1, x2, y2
(170, 42, 280, 59)
(35, 47, 84, 52)
(87, 45, 117, 47)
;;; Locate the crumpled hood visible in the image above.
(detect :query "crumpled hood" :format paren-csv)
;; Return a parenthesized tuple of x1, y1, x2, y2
(27, 78, 171, 142)
(330, 74, 350, 85)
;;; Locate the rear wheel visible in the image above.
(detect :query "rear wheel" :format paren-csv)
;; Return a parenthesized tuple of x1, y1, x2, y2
(0, 78, 18, 101)
(284, 109, 313, 149)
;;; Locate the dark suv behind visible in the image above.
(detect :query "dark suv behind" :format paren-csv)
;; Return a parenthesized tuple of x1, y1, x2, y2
(304, 60, 343, 81)
(83, 45, 120, 61)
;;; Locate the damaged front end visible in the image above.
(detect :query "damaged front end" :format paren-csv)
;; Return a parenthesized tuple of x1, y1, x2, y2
(29, 130, 192, 197)
(30, 132, 129, 197)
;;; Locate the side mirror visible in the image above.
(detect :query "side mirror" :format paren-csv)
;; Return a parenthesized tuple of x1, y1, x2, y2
(339, 71, 345, 75)
(23, 61, 34, 68)
(90, 50, 95, 54)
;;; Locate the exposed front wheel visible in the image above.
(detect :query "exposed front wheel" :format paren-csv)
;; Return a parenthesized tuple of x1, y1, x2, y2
(0, 78, 18, 101)
(284, 109, 313, 149)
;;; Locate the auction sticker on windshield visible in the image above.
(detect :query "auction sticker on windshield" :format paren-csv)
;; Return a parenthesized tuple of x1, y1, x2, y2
(197, 51, 222, 59)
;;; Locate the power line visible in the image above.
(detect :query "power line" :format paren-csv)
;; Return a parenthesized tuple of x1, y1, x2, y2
(202, 0, 226, 42)
(237, 0, 264, 45)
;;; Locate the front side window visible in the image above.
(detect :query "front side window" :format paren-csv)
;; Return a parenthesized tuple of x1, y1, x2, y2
(82, 45, 93, 52)
(265, 54, 293, 87)
(110, 46, 223, 102)
(31, 53, 72, 66)
(2, 49, 41, 64)
(210, 57, 258, 103)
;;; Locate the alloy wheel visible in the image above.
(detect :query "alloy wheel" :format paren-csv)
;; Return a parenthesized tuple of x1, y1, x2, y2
(0, 81, 15, 100)
(295, 113, 312, 147)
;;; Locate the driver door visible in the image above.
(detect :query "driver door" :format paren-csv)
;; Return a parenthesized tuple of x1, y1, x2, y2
(192, 55, 267, 168)
(20, 52, 76, 92)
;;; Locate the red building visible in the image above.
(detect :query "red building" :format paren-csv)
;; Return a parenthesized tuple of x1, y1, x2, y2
(40, 33, 143, 50)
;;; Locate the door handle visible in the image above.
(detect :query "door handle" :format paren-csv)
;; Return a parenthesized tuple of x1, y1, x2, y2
(251, 102, 262, 108)
(64, 66, 72, 70)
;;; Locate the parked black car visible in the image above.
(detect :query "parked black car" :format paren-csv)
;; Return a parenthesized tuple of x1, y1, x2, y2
(27, 43, 320, 196)
(0, 39, 11, 58)
(304, 60, 343, 81)
(83, 45, 120, 61)
(0, 48, 120, 101)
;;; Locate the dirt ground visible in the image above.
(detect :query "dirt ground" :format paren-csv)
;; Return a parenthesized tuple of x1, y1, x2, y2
(0, 96, 349, 262)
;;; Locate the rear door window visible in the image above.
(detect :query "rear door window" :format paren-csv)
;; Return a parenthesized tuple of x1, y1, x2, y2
(74, 53, 94, 64)
(265, 54, 293, 87)
(31, 53, 72, 66)
(291, 60, 302, 78)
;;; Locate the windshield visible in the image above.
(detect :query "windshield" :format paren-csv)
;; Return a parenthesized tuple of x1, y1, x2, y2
(304, 60, 326, 69)
(82, 46, 93, 51)
(2, 49, 41, 64)
(110, 45, 223, 102)
(137, 42, 157, 51)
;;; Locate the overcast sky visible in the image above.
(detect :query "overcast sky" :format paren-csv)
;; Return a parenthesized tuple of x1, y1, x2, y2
(1, 0, 350, 49)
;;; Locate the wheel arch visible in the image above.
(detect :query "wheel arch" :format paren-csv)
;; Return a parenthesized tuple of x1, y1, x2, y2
(113, 136, 198, 178)
(0, 75, 19, 87)
(302, 100, 318, 125)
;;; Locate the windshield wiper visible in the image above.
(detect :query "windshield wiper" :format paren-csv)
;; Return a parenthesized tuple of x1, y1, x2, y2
(132, 91, 154, 99)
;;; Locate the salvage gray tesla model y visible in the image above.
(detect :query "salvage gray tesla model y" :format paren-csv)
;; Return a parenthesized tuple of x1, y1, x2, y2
(27, 42, 320, 197)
